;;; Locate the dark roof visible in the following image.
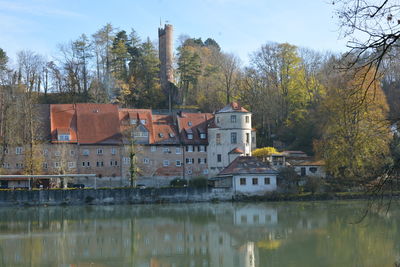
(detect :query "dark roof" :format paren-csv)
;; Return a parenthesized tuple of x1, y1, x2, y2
(218, 156, 277, 176)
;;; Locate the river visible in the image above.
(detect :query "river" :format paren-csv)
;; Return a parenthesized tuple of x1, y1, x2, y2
(0, 201, 398, 267)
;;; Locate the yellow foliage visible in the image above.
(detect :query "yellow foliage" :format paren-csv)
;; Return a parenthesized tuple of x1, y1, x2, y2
(252, 147, 281, 157)
(257, 240, 282, 250)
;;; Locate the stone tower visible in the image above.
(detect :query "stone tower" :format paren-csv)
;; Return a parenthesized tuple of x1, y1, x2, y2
(158, 24, 174, 110)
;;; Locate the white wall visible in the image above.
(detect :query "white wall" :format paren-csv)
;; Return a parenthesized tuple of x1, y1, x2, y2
(233, 174, 277, 195)
(208, 111, 253, 176)
(294, 166, 326, 178)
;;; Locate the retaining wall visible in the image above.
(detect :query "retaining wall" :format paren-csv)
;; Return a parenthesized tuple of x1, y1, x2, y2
(0, 187, 233, 206)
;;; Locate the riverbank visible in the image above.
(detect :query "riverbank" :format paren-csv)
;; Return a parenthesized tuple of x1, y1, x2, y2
(0, 187, 398, 206)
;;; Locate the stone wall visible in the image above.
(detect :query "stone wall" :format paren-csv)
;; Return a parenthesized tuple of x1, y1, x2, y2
(0, 187, 233, 206)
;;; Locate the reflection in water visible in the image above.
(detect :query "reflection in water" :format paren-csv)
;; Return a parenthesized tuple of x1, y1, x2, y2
(0, 201, 398, 267)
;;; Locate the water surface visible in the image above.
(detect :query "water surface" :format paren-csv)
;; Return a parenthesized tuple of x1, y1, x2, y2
(0, 201, 398, 267)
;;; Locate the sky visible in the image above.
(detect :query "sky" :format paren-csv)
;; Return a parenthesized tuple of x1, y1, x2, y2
(0, 0, 349, 65)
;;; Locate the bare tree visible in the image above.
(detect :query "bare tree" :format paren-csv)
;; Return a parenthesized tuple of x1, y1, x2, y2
(335, 1, 400, 80)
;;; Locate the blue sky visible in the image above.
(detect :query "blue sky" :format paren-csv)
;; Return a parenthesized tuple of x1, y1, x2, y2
(0, 0, 348, 65)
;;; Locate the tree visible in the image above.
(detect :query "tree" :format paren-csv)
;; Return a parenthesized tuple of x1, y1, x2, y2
(335, 0, 400, 71)
(252, 147, 281, 158)
(315, 64, 392, 180)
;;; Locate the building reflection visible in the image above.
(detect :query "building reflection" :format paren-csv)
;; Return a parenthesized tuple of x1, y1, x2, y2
(0, 202, 392, 267)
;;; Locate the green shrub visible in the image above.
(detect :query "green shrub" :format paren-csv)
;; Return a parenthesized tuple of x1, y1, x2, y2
(170, 178, 188, 187)
(189, 177, 208, 188)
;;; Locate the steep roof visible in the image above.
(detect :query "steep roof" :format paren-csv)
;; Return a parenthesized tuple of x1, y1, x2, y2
(50, 103, 121, 145)
(50, 104, 78, 143)
(75, 104, 121, 144)
(218, 156, 277, 176)
(177, 112, 213, 145)
(216, 102, 249, 113)
(152, 115, 180, 145)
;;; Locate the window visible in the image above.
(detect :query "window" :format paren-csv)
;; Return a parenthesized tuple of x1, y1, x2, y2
(301, 167, 306, 176)
(16, 163, 23, 169)
(216, 117, 220, 123)
(216, 133, 221, 145)
(252, 178, 258, 185)
(143, 158, 149, 164)
(42, 162, 47, 169)
(176, 160, 182, 167)
(123, 157, 130, 165)
(163, 147, 170, 153)
(231, 132, 237, 144)
(240, 178, 246, 185)
(82, 149, 89, 156)
(140, 119, 147, 124)
(97, 148, 103, 155)
(158, 133, 164, 138)
(15, 147, 23, 155)
(54, 162, 60, 168)
(199, 145, 206, 152)
(151, 146, 157, 152)
(264, 177, 270, 185)
(245, 116, 249, 123)
(110, 160, 118, 166)
(54, 151, 61, 157)
(163, 160, 170, 166)
(246, 133, 250, 144)
(187, 133, 193, 140)
(111, 148, 116, 155)
(231, 115, 236, 123)
(82, 162, 85, 167)
(309, 167, 318, 173)
(58, 134, 70, 141)
(133, 131, 148, 137)
(169, 133, 175, 138)
(186, 158, 194, 164)
(4, 148, 8, 154)
(217, 154, 222, 162)
(96, 161, 104, 167)
(176, 147, 181, 154)
(203, 169, 209, 175)
(187, 169, 192, 175)
(188, 121, 192, 126)
(200, 133, 206, 139)
(130, 119, 137, 125)
(187, 145, 193, 152)
(68, 162, 76, 169)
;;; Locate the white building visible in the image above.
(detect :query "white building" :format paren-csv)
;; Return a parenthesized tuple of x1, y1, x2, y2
(214, 156, 278, 195)
(208, 102, 256, 176)
(293, 160, 326, 178)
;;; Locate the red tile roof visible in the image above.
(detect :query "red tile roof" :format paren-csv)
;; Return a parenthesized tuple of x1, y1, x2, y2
(51, 104, 121, 145)
(177, 112, 213, 145)
(229, 147, 244, 154)
(50, 104, 78, 143)
(76, 104, 121, 144)
(152, 115, 180, 144)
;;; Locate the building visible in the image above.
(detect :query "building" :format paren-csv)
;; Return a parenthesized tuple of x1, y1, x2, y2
(213, 156, 278, 195)
(292, 160, 326, 178)
(0, 102, 256, 188)
(208, 102, 256, 176)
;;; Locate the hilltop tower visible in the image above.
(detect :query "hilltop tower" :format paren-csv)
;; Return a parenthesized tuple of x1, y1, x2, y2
(158, 24, 174, 111)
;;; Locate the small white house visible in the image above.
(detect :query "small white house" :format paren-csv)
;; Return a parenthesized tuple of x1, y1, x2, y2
(213, 156, 278, 195)
(293, 160, 326, 178)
